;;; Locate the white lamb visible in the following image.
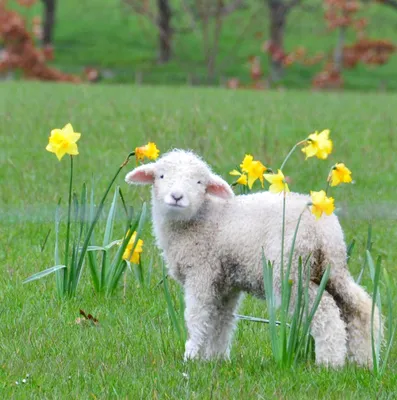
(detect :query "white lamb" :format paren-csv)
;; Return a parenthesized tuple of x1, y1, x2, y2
(125, 149, 381, 368)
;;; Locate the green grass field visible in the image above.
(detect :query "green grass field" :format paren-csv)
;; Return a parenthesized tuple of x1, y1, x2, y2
(1, 82, 397, 398)
(14, 0, 397, 90)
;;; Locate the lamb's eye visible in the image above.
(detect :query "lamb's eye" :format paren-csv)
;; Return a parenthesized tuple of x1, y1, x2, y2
(197, 180, 201, 184)
(160, 175, 164, 179)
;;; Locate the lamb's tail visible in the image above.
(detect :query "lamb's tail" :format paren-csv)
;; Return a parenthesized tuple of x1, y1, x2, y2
(326, 268, 383, 368)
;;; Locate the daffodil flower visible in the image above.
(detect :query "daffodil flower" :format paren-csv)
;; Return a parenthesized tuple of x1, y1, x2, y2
(310, 190, 335, 219)
(122, 231, 144, 264)
(46, 123, 81, 161)
(135, 142, 160, 162)
(229, 169, 248, 186)
(240, 154, 267, 189)
(329, 163, 352, 187)
(264, 169, 290, 193)
(301, 129, 333, 160)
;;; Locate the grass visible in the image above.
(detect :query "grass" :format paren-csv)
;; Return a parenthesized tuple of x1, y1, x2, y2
(12, 0, 397, 90)
(1, 82, 397, 397)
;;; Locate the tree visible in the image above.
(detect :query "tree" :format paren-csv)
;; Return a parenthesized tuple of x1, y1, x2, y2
(183, 0, 245, 81)
(265, 0, 301, 83)
(41, 0, 56, 47)
(312, 0, 396, 89)
(123, 0, 173, 63)
(0, 0, 79, 82)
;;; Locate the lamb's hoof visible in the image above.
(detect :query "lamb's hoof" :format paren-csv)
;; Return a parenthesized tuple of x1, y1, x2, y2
(184, 340, 200, 361)
(315, 355, 346, 368)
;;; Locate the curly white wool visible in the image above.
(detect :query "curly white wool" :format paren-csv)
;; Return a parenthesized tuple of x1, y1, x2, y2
(126, 149, 381, 368)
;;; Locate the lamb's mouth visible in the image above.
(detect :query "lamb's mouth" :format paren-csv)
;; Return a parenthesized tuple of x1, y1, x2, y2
(166, 202, 186, 209)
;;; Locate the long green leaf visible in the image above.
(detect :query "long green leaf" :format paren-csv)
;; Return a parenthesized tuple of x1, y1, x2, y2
(367, 250, 381, 374)
(54, 198, 64, 296)
(72, 152, 135, 294)
(118, 187, 129, 218)
(103, 187, 118, 246)
(106, 204, 147, 293)
(346, 239, 355, 264)
(295, 265, 330, 359)
(381, 268, 396, 375)
(357, 225, 372, 284)
(162, 261, 184, 345)
(24, 265, 66, 284)
(87, 251, 100, 292)
(78, 183, 87, 246)
(86, 183, 100, 291)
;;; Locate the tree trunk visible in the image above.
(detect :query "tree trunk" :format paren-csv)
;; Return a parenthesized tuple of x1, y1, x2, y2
(206, 0, 223, 82)
(157, 0, 172, 63)
(268, 0, 287, 82)
(333, 26, 346, 73)
(42, 0, 56, 46)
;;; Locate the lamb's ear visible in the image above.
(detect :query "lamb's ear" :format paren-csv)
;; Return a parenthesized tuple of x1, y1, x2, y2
(206, 173, 234, 199)
(125, 164, 155, 185)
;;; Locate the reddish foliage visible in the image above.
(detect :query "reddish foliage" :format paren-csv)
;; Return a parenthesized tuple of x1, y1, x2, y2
(312, 64, 343, 89)
(343, 38, 396, 67)
(248, 55, 263, 81)
(84, 66, 101, 82)
(263, 41, 324, 68)
(226, 77, 240, 89)
(0, 1, 80, 82)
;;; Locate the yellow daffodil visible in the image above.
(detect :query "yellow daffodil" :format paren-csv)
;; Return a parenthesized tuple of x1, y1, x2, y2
(135, 142, 160, 162)
(45, 123, 81, 161)
(240, 154, 267, 189)
(310, 190, 335, 219)
(229, 169, 248, 186)
(301, 129, 333, 160)
(264, 169, 290, 193)
(329, 163, 352, 187)
(122, 231, 144, 264)
(240, 154, 254, 173)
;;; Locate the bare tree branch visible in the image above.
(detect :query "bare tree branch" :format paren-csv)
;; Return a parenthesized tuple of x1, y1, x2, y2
(221, 0, 245, 16)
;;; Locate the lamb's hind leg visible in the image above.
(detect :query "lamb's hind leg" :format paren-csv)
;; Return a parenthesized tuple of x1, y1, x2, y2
(307, 281, 347, 367)
(327, 272, 382, 368)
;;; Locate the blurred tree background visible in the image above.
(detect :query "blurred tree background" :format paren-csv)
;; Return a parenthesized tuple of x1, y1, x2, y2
(1, 0, 396, 89)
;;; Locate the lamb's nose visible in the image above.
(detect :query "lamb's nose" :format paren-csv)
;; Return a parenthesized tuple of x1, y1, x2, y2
(171, 192, 183, 202)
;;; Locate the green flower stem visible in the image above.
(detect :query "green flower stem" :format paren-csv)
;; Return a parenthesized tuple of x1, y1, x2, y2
(71, 152, 135, 294)
(280, 140, 306, 172)
(325, 180, 331, 196)
(280, 189, 286, 280)
(64, 155, 73, 291)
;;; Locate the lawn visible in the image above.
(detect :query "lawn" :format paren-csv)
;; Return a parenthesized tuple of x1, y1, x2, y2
(0, 82, 397, 398)
(13, 0, 397, 90)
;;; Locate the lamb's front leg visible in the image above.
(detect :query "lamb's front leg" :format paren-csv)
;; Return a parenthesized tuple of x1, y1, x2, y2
(183, 284, 218, 361)
(203, 291, 242, 360)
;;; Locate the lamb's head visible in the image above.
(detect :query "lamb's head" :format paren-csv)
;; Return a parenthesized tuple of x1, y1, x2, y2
(125, 149, 234, 221)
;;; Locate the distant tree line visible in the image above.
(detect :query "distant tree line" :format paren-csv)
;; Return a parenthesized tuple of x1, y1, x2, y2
(1, 0, 396, 88)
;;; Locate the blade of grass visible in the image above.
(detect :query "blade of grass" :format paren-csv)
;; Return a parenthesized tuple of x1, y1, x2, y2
(40, 228, 51, 253)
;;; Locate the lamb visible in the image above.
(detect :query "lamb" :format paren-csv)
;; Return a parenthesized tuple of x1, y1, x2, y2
(125, 149, 382, 368)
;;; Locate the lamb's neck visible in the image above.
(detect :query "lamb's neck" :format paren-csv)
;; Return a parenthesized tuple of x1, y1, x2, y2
(151, 202, 209, 252)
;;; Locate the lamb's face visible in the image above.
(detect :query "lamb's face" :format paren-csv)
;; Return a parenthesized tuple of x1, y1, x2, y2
(152, 156, 212, 220)
(125, 150, 234, 222)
